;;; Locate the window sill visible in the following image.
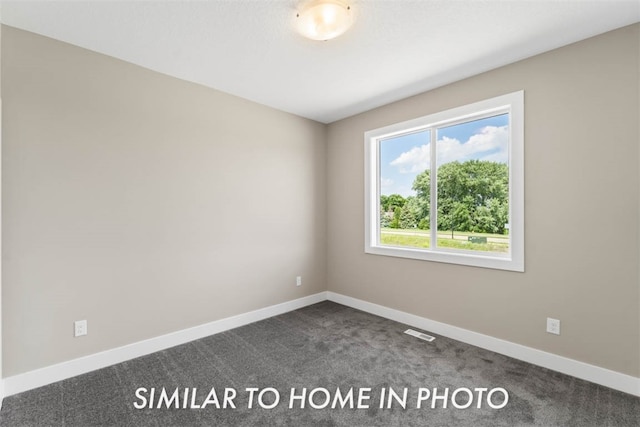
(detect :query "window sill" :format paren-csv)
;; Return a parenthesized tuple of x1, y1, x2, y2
(365, 245, 524, 272)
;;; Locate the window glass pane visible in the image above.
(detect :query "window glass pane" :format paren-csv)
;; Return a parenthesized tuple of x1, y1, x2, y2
(365, 91, 523, 271)
(379, 130, 431, 249)
(435, 114, 510, 253)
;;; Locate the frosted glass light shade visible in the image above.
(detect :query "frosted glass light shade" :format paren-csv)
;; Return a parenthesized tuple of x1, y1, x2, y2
(296, 0, 353, 41)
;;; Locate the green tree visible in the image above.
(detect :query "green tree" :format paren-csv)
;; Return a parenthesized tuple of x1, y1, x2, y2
(380, 194, 389, 213)
(381, 194, 406, 213)
(412, 160, 508, 234)
(380, 206, 391, 228)
(411, 170, 430, 222)
(390, 207, 402, 229)
(399, 202, 417, 229)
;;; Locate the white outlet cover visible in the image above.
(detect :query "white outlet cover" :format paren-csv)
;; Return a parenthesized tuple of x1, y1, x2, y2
(74, 320, 88, 337)
(546, 318, 560, 335)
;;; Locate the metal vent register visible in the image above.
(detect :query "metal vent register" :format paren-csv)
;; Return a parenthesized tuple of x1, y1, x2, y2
(404, 329, 435, 342)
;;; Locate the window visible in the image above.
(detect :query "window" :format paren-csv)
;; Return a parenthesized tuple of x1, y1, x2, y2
(364, 91, 524, 271)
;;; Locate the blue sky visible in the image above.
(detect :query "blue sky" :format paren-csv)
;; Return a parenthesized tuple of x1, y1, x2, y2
(380, 114, 509, 197)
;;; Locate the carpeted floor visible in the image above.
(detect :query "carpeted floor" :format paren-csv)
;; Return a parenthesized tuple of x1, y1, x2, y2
(0, 301, 638, 426)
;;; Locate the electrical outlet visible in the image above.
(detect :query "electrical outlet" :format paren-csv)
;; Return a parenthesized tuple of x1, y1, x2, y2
(546, 318, 560, 335)
(74, 320, 88, 337)
(296, 276, 302, 287)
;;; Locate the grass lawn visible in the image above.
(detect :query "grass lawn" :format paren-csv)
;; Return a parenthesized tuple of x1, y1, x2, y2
(380, 228, 509, 253)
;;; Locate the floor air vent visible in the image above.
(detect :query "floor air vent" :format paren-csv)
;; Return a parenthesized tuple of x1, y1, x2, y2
(404, 329, 435, 342)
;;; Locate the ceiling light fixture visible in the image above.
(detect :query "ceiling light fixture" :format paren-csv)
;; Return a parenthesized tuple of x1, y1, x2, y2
(296, 0, 353, 41)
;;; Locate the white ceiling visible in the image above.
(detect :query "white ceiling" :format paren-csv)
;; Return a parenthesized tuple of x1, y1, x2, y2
(1, 0, 639, 123)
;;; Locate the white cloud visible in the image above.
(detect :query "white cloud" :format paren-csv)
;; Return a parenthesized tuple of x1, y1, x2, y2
(389, 125, 508, 173)
(381, 177, 394, 188)
(437, 125, 508, 165)
(389, 144, 430, 173)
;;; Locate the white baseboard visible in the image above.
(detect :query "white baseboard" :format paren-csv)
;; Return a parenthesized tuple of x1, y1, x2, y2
(3, 292, 328, 397)
(4, 290, 639, 398)
(327, 291, 640, 397)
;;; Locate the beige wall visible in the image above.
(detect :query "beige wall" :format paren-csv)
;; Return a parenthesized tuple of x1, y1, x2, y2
(0, 9, 3, 389)
(1, 26, 326, 376)
(327, 24, 640, 377)
(2, 22, 639, 381)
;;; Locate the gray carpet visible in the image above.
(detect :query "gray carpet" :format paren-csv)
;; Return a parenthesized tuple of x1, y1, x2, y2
(0, 301, 638, 426)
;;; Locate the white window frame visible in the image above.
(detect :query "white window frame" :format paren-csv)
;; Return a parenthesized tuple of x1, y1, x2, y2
(364, 91, 524, 272)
